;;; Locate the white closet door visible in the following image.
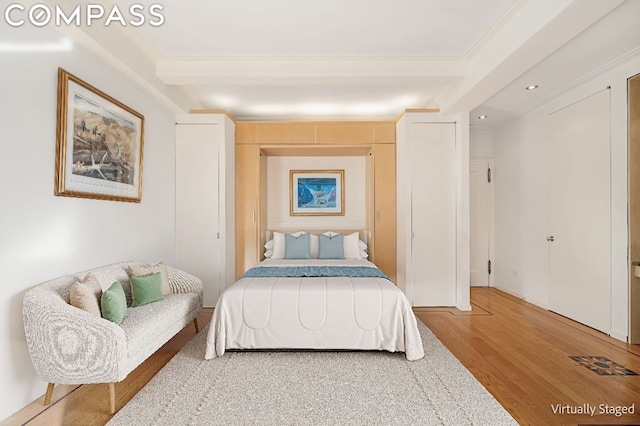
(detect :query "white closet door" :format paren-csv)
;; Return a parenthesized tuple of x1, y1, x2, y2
(176, 124, 220, 307)
(548, 89, 610, 333)
(470, 160, 492, 286)
(411, 123, 457, 306)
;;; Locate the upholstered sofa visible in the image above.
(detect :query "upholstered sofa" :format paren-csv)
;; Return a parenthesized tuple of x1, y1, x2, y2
(22, 261, 203, 414)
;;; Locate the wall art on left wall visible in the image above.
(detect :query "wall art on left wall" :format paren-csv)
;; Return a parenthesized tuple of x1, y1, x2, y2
(55, 67, 145, 202)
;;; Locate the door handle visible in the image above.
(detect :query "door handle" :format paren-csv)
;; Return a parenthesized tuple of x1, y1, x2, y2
(546, 236, 555, 242)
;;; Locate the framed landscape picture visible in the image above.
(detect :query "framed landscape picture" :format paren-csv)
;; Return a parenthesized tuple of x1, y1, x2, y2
(290, 170, 344, 216)
(55, 67, 144, 202)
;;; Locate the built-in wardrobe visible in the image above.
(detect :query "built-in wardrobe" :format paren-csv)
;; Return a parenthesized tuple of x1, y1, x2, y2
(175, 112, 469, 310)
(396, 112, 470, 309)
(234, 121, 397, 282)
(175, 113, 236, 307)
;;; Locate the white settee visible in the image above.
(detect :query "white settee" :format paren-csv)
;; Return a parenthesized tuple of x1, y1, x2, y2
(22, 261, 203, 414)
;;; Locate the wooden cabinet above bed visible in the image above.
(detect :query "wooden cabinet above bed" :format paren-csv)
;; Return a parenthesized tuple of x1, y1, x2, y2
(256, 122, 316, 145)
(236, 121, 395, 145)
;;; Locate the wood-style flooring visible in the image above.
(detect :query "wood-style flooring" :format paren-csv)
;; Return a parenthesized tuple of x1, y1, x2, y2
(415, 288, 640, 425)
(4, 288, 640, 425)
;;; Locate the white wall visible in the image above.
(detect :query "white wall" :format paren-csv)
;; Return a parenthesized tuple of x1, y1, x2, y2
(493, 52, 640, 341)
(470, 128, 494, 159)
(0, 26, 178, 418)
(493, 111, 549, 306)
(267, 156, 366, 230)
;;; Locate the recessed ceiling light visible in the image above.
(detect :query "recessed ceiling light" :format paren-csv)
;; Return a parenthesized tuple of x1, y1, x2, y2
(478, 115, 488, 120)
(525, 85, 539, 91)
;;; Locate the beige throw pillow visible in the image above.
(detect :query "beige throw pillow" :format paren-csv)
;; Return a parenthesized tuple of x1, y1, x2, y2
(128, 262, 171, 296)
(69, 273, 102, 317)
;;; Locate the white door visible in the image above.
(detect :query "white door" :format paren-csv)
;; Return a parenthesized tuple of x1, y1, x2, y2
(176, 124, 221, 307)
(411, 123, 457, 306)
(470, 160, 492, 286)
(548, 89, 611, 333)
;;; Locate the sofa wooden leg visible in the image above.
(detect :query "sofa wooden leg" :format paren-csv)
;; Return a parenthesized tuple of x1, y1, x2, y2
(44, 383, 54, 405)
(193, 318, 200, 334)
(108, 383, 116, 414)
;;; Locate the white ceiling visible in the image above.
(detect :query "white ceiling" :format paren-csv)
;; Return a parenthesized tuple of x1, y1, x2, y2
(136, 0, 514, 57)
(80, 0, 638, 123)
(471, 0, 640, 129)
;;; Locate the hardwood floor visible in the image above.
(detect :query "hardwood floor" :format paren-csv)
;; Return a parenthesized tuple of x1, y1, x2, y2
(5, 288, 640, 425)
(415, 288, 640, 425)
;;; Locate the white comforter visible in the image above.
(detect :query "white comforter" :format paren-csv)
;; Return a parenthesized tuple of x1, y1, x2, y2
(205, 259, 424, 361)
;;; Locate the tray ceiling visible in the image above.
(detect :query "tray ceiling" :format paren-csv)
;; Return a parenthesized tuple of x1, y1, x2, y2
(58, 0, 634, 122)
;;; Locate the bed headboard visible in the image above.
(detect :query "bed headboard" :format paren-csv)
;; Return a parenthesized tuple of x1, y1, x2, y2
(266, 229, 368, 248)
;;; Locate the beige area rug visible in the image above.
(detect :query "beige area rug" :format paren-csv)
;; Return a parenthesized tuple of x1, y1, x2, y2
(108, 321, 516, 425)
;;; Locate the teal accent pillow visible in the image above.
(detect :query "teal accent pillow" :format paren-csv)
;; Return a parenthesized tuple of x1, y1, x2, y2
(100, 281, 127, 325)
(318, 233, 345, 259)
(130, 272, 165, 307)
(285, 233, 311, 259)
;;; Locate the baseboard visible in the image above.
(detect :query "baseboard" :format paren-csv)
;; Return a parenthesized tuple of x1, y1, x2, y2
(491, 285, 550, 310)
(493, 286, 629, 341)
(609, 330, 628, 343)
(456, 303, 472, 311)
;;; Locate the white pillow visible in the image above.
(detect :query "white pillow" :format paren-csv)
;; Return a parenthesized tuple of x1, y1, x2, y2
(358, 239, 368, 252)
(270, 232, 286, 259)
(310, 234, 319, 258)
(264, 239, 274, 258)
(359, 250, 368, 258)
(343, 232, 362, 259)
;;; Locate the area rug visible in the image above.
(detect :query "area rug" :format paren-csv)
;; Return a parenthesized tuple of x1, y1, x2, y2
(108, 321, 516, 425)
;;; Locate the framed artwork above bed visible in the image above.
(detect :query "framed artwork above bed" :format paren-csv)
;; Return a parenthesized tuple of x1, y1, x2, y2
(290, 170, 344, 216)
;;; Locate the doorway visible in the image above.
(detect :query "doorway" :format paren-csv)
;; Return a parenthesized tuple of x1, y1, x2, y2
(470, 159, 494, 287)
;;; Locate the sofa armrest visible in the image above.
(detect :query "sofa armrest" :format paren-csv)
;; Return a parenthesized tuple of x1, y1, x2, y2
(23, 289, 128, 384)
(166, 266, 203, 295)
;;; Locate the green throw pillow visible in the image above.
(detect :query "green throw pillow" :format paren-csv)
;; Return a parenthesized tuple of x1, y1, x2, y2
(101, 281, 127, 325)
(130, 272, 165, 307)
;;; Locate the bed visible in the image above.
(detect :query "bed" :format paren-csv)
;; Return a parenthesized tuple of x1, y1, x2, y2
(205, 231, 424, 361)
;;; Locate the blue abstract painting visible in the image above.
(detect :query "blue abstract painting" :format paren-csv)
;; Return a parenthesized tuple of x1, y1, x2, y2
(297, 177, 337, 208)
(291, 170, 344, 215)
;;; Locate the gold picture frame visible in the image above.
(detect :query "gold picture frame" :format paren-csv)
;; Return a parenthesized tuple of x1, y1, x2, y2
(290, 170, 345, 216)
(55, 67, 144, 202)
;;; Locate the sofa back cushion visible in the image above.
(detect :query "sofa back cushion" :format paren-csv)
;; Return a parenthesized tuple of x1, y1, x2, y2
(127, 262, 171, 296)
(69, 274, 102, 317)
(32, 262, 150, 312)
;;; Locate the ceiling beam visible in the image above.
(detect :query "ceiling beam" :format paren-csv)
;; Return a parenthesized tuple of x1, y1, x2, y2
(440, 0, 625, 114)
(156, 56, 469, 86)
